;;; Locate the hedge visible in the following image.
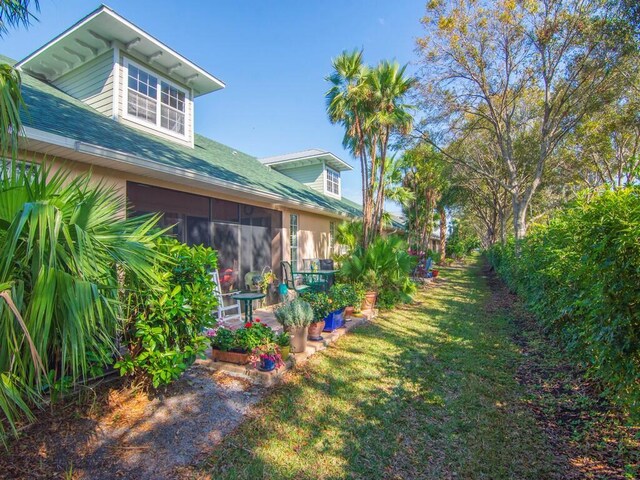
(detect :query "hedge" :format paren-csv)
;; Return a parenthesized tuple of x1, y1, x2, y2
(488, 187, 640, 416)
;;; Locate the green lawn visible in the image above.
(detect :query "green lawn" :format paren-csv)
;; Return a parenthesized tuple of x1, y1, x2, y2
(196, 256, 567, 479)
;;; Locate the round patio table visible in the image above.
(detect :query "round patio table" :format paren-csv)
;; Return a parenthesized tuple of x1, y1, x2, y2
(231, 292, 266, 323)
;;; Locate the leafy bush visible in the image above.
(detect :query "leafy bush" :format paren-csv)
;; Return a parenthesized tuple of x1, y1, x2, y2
(488, 187, 640, 415)
(301, 292, 333, 321)
(116, 239, 218, 388)
(234, 320, 275, 351)
(339, 235, 417, 308)
(275, 331, 290, 347)
(0, 163, 161, 441)
(274, 298, 314, 327)
(329, 283, 364, 310)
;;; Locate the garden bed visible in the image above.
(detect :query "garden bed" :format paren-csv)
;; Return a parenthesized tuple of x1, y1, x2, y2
(197, 313, 372, 386)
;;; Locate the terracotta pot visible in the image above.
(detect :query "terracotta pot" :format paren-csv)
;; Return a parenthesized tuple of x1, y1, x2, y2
(344, 306, 354, 320)
(362, 291, 377, 310)
(211, 349, 249, 365)
(307, 320, 325, 341)
(285, 325, 308, 353)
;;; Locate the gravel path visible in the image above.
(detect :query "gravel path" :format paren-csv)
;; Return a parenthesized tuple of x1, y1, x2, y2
(1, 365, 267, 479)
(81, 366, 266, 479)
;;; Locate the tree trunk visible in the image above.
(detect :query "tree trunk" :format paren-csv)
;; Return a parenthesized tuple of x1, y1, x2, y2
(438, 205, 446, 263)
(499, 210, 506, 245)
(512, 196, 527, 251)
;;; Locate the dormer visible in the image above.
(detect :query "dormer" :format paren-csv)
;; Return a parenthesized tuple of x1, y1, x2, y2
(260, 149, 352, 200)
(15, 5, 224, 148)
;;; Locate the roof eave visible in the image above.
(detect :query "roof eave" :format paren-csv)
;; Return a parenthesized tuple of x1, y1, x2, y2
(263, 152, 353, 172)
(16, 5, 225, 96)
(20, 126, 359, 220)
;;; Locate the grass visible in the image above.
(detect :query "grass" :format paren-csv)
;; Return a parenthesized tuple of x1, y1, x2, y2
(197, 255, 564, 479)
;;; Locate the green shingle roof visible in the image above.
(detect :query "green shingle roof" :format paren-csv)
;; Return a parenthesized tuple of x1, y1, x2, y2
(2, 54, 362, 218)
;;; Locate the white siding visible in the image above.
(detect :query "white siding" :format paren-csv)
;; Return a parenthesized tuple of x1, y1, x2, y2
(277, 163, 324, 193)
(117, 52, 195, 148)
(52, 51, 114, 117)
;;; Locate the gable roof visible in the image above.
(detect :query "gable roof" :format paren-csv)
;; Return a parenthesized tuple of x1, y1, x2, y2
(2, 54, 361, 218)
(16, 5, 224, 96)
(260, 149, 353, 172)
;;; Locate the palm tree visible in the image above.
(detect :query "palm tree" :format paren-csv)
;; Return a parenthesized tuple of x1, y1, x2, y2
(0, 0, 39, 157)
(0, 162, 162, 443)
(326, 51, 375, 246)
(326, 52, 415, 246)
(366, 61, 414, 236)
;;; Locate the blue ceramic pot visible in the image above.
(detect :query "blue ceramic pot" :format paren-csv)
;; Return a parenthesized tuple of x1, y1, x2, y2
(323, 308, 345, 332)
(260, 357, 276, 371)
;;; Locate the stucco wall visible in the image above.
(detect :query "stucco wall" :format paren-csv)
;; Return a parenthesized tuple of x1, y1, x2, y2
(17, 152, 343, 278)
(281, 208, 336, 270)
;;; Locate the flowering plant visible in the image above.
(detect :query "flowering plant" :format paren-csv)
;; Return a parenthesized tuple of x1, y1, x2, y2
(207, 319, 275, 353)
(248, 342, 284, 369)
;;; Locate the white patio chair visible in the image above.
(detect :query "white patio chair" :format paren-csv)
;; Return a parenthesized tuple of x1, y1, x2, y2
(211, 270, 242, 325)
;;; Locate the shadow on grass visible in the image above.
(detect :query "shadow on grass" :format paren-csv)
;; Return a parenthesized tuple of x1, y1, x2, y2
(1, 258, 586, 479)
(185, 257, 584, 479)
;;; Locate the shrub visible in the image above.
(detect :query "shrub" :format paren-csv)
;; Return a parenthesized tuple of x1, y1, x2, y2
(116, 239, 218, 388)
(234, 320, 275, 352)
(0, 163, 161, 441)
(274, 298, 314, 328)
(329, 283, 364, 310)
(488, 187, 640, 416)
(339, 235, 417, 308)
(275, 331, 291, 347)
(301, 292, 333, 321)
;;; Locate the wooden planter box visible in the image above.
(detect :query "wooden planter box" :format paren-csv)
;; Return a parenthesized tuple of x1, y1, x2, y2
(210, 349, 250, 365)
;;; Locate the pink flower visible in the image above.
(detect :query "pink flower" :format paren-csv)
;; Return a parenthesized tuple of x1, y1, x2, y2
(204, 328, 218, 338)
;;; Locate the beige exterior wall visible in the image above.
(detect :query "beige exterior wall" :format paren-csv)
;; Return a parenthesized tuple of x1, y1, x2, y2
(18, 151, 345, 278)
(281, 207, 336, 270)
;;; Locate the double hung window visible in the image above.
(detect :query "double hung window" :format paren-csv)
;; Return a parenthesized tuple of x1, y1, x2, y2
(127, 61, 186, 136)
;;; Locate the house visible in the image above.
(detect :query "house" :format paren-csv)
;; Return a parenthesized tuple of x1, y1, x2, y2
(8, 5, 362, 292)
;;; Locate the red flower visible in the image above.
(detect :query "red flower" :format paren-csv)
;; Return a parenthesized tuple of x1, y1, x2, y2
(255, 318, 261, 322)
(245, 322, 252, 328)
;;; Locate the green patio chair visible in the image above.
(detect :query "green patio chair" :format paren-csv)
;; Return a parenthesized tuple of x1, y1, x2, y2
(281, 261, 311, 294)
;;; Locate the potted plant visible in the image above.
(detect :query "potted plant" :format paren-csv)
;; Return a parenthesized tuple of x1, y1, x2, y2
(275, 331, 291, 360)
(274, 298, 314, 353)
(207, 327, 249, 364)
(328, 283, 364, 322)
(361, 270, 379, 311)
(206, 319, 275, 364)
(349, 282, 366, 318)
(249, 342, 283, 372)
(325, 283, 349, 331)
(302, 292, 332, 341)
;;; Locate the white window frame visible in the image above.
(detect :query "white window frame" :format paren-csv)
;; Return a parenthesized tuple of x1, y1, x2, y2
(123, 58, 189, 141)
(326, 167, 340, 196)
(290, 214, 299, 270)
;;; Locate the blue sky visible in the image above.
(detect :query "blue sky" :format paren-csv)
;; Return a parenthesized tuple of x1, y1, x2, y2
(0, 0, 426, 206)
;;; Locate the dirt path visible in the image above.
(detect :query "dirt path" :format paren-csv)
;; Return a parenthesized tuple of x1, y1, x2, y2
(1, 366, 267, 479)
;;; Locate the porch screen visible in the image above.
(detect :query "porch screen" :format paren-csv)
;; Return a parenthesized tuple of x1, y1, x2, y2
(127, 182, 282, 291)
